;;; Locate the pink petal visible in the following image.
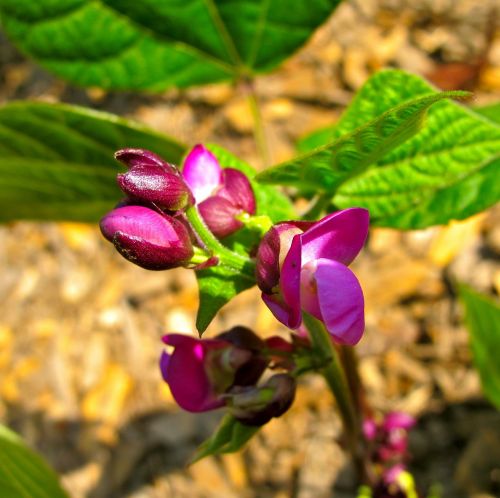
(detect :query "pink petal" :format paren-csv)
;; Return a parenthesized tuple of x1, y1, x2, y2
(279, 234, 303, 329)
(182, 144, 222, 202)
(261, 293, 295, 329)
(314, 259, 365, 345)
(160, 334, 225, 412)
(217, 168, 256, 214)
(300, 208, 369, 266)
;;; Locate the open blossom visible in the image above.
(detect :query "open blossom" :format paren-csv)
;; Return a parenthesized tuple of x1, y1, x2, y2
(160, 327, 268, 413)
(256, 208, 369, 345)
(100, 205, 193, 270)
(182, 144, 256, 238)
(160, 327, 297, 424)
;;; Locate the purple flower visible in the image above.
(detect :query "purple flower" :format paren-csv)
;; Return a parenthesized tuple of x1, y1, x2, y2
(160, 327, 268, 413)
(182, 144, 256, 238)
(363, 412, 416, 465)
(100, 205, 193, 270)
(115, 148, 193, 211)
(256, 208, 369, 345)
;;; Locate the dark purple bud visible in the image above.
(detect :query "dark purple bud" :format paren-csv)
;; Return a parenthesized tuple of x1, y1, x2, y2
(216, 326, 268, 386)
(100, 205, 193, 270)
(198, 195, 245, 238)
(115, 148, 193, 210)
(228, 374, 296, 426)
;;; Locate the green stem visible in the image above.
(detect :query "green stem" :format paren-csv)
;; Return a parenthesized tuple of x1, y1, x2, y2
(185, 204, 255, 278)
(302, 313, 368, 483)
(242, 78, 270, 167)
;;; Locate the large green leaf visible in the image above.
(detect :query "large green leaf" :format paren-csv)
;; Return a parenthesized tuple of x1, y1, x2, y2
(190, 414, 259, 464)
(292, 70, 500, 228)
(0, 101, 185, 222)
(459, 286, 500, 410)
(0, 0, 342, 90)
(196, 145, 291, 333)
(256, 88, 465, 191)
(0, 424, 69, 498)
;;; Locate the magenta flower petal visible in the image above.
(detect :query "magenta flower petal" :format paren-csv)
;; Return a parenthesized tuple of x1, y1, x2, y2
(217, 168, 256, 215)
(300, 208, 369, 266)
(383, 412, 416, 432)
(313, 258, 365, 345)
(279, 235, 303, 329)
(261, 293, 295, 328)
(198, 195, 243, 238)
(161, 334, 226, 412)
(182, 144, 222, 202)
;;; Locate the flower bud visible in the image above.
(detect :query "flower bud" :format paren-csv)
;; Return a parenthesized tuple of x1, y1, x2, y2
(228, 374, 296, 426)
(115, 148, 193, 210)
(100, 205, 193, 270)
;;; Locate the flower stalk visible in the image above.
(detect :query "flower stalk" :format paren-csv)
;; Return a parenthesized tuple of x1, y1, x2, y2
(185, 204, 255, 279)
(303, 312, 370, 484)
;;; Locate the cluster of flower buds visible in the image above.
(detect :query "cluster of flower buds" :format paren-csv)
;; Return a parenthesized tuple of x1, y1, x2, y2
(363, 412, 416, 497)
(160, 327, 297, 426)
(255, 208, 369, 345)
(100, 145, 256, 270)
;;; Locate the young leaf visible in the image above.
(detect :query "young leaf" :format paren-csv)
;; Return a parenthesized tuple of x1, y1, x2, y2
(256, 89, 467, 191)
(0, 424, 69, 498)
(459, 285, 500, 410)
(195, 145, 293, 333)
(0, 0, 343, 90)
(294, 70, 500, 229)
(0, 101, 185, 222)
(190, 414, 259, 464)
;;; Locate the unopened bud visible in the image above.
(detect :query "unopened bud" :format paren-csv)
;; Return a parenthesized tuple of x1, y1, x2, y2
(115, 148, 193, 210)
(100, 205, 193, 270)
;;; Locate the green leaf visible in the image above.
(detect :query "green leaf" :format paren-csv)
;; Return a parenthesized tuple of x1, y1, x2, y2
(0, 424, 69, 498)
(196, 263, 255, 333)
(0, 101, 185, 222)
(257, 88, 467, 191)
(473, 102, 500, 125)
(0, 0, 342, 90)
(293, 70, 500, 228)
(190, 414, 259, 464)
(459, 285, 500, 410)
(195, 144, 292, 333)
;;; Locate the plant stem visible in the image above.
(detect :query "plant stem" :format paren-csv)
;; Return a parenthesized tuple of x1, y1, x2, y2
(302, 313, 369, 484)
(339, 345, 371, 418)
(241, 78, 270, 167)
(185, 204, 255, 278)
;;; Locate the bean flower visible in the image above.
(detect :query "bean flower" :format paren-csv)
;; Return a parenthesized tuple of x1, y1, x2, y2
(160, 327, 296, 425)
(256, 208, 369, 345)
(182, 144, 256, 238)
